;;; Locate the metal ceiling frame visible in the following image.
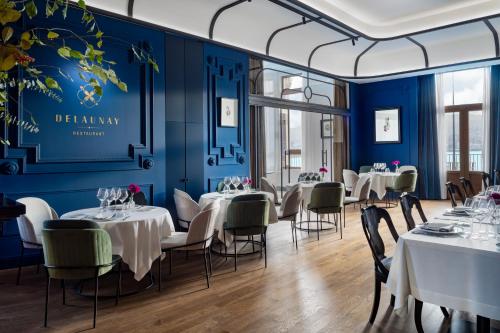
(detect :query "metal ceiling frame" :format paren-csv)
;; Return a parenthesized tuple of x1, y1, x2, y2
(484, 19, 500, 57)
(112, 1, 500, 80)
(354, 42, 377, 76)
(266, 17, 312, 55)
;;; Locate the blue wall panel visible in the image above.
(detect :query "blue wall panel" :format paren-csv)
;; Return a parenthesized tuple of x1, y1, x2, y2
(351, 77, 419, 172)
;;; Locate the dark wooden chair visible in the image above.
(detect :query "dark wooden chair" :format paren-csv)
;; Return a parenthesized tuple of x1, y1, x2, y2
(445, 182, 465, 207)
(361, 206, 449, 331)
(399, 194, 427, 231)
(481, 172, 491, 190)
(459, 177, 475, 198)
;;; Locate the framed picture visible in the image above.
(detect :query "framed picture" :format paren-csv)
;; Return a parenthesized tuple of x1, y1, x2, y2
(219, 97, 238, 127)
(321, 119, 334, 138)
(374, 107, 401, 144)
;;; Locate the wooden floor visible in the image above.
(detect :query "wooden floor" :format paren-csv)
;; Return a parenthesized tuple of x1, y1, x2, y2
(1, 200, 499, 333)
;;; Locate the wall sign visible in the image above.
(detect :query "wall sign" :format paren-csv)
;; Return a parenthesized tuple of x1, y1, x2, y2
(219, 97, 238, 127)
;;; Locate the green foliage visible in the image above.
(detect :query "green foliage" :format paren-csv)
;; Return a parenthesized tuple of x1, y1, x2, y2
(0, 0, 160, 145)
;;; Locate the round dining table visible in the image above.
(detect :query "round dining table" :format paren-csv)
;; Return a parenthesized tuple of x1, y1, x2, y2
(199, 191, 277, 247)
(360, 172, 400, 199)
(286, 181, 322, 207)
(61, 206, 175, 281)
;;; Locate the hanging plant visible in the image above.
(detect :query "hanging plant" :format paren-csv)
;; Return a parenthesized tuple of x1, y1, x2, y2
(0, 0, 159, 145)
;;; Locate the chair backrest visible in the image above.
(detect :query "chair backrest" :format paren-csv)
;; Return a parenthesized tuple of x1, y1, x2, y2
(343, 169, 360, 191)
(130, 191, 148, 205)
(186, 200, 220, 249)
(309, 182, 345, 213)
(459, 177, 475, 198)
(16, 197, 55, 246)
(353, 175, 372, 201)
(360, 206, 399, 277)
(261, 177, 279, 204)
(445, 181, 465, 207)
(359, 165, 372, 173)
(226, 194, 270, 235)
(399, 194, 427, 231)
(280, 187, 303, 218)
(174, 189, 201, 228)
(42, 220, 113, 279)
(482, 172, 491, 190)
(282, 183, 302, 207)
(394, 172, 418, 192)
(398, 165, 417, 173)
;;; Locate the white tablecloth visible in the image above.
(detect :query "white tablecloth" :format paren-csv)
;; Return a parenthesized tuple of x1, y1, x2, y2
(287, 181, 320, 207)
(360, 172, 399, 199)
(199, 191, 277, 246)
(61, 206, 175, 281)
(387, 230, 500, 320)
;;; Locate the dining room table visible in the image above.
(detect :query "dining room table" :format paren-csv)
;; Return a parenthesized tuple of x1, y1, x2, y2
(199, 190, 277, 247)
(360, 171, 400, 199)
(386, 211, 500, 332)
(286, 181, 321, 208)
(61, 205, 175, 281)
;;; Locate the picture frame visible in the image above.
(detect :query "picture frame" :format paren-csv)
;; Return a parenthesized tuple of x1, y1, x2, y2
(321, 119, 334, 138)
(374, 107, 401, 144)
(219, 97, 239, 127)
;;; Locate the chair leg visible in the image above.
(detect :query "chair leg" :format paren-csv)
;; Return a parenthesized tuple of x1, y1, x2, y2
(414, 299, 424, 333)
(234, 238, 237, 272)
(290, 221, 294, 243)
(294, 221, 298, 250)
(115, 261, 122, 305)
(343, 208, 346, 228)
(251, 235, 255, 252)
(203, 248, 210, 288)
(316, 215, 320, 241)
(390, 294, 395, 307)
(93, 270, 99, 329)
(477, 315, 490, 333)
(340, 213, 343, 240)
(61, 280, 66, 305)
(158, 254, 162, 292)
(224, 232, 228, 261)
(16, 242, 24, 285)
(44, 272, 50, 327)
(369, 274, 381, 324)
(263, 233, 267, 268)
(440, 306, 449, 318)
(208, 248, 213, 276)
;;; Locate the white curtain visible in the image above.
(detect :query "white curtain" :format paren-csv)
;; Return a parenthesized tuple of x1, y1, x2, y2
(435, 74, 448, 199)
(483, 67, 491, 183)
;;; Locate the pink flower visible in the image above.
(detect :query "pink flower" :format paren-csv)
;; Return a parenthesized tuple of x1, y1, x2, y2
(128, 183, 141, 194)
(392, 160, 400, 166)
(319, 167, 328, 173)
(248, 179, 252, 185)
(490, 192, 500, 204)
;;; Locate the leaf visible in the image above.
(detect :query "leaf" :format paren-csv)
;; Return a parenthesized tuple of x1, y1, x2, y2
(1, 26, 13, 42)
(0, 54, 17, 71)
(0, 8, 22, 25)
(95, 30, 103, 39)
(57, 46, 71, 58)
(47, 31, 59, 39)
(77, 0, 86, 9)
(117, 81, 127, 92)
(69, 49, 84, 60)
(45, 77, 62, 91)
(94, 85, 102, 96)
(26, 1, 38, 19)
(96, 40, 102, 48)
(36, 79, 47, 91)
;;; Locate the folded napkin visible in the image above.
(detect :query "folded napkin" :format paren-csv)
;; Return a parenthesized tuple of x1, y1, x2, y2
(420, 222, 455, 232)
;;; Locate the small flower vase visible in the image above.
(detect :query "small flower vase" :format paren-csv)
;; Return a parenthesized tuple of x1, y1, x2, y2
(128, 193, 136, 209)
(395, 165, 399, 173)
(321, 173, 324, 181)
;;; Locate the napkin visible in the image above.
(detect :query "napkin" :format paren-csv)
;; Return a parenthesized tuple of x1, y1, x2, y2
(420, 222, 454, 232)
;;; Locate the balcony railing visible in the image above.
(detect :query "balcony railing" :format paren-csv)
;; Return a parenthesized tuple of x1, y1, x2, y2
(446, 151, 483, 171)
(283, 149, 302, 169)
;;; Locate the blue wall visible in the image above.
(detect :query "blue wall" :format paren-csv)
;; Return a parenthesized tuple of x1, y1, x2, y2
(0, 7, 249, 268)
(350, 77, 419, 172)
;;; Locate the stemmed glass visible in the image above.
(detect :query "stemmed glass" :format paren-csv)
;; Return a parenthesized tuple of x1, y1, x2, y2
(118, 188, 128, 209)
(233, 176, 241, 192)
(96, 188, 108, 212)
(223, 177, 231, 194)
(242, 177, 249, 191)
(110, 187, 119, 211)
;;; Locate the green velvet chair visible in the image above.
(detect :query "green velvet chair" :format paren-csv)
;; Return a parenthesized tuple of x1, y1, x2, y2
(42, 220, 122, 329)
(307, 182, 345, 240)
(385, 171, 418, 207)
(359, 165, 372, 173)
(224, 194, 269, 271)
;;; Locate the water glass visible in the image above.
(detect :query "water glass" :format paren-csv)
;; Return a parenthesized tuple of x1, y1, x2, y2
(96, 188, 108, 210)
(223, 177, 231, 194)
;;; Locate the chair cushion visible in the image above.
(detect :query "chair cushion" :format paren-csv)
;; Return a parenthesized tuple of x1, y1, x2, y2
(344, 197, 359, 204)
(161, 232, 188, 249)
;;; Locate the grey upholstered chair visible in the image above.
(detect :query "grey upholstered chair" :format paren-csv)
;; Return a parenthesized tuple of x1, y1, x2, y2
(344, 175, 372, 225)
(307, 182, 345, 240)
(261, 177, 280, 205)
(173, 188, 201, 230)
(343, 169, 360, 194)
(359, 165, 372, 173)
(385, 171, 418, 207)
(278, 185, 303, 248)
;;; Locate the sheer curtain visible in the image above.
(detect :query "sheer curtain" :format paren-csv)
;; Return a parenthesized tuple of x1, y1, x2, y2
(483, 67, 491, 179)
(435, 74, 448, 199)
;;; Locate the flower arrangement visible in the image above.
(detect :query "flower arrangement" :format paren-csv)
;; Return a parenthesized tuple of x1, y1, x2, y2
(392, 160, 400, 166)
(0, 0, 159, 145)
(128, 183, 140, 194)
(489, 192, 500, 205)
(319, 167, 328, 174)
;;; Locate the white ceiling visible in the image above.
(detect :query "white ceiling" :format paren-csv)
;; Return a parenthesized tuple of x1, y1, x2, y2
(83, 0, 500, 81)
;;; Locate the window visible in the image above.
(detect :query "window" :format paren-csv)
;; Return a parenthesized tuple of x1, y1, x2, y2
(442, 68, 486, 173)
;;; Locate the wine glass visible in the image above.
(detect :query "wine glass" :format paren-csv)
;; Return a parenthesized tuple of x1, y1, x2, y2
(110, 187, 120, 210)
(118, 188, 128, 209)
(242, 176, 249, 191)
(233, 176, 241, 192)
(96, 188, 108, 211)
(223, 177, 231, 194)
